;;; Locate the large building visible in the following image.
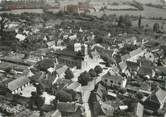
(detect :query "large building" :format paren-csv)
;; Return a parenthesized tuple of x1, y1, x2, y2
(102, 71, 127, 88)
(54, 43, 90, 69)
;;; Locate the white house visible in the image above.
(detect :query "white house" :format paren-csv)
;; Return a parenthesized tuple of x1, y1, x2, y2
(16, 34, 26, 41)
(102, 72, 127, 88)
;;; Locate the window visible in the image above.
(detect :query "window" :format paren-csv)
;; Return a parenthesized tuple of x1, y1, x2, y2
(110, 80, 113, 83)
(104, 79, 108, 82)
(118, 82, 121, 86)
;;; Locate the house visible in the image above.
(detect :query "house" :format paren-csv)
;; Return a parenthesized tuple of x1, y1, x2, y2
(100, 101, 114, 117)
(57, 102, 83, 117)
(7, 76, 31, 95)
(96, 83, 107, 101)
(131, 102, 144, 117)
(121, 54, 130, 62)
(126, 61, 139, 72)
(138, 58, 154, 67)
(78, 2, 90, 14)
(52, 79, 72, 95)
(45, 110, 61, 117)
(0, 62, 29, 74)
(144, 52, 155, 62)
(30, 48, 50, 58)
(125, 36, 137, 45)
(41, 92, 55, 105)
(16, 34, 26, 41)
(47, 41, 55, 49)
(155, 66, 166, 78)
(67, 82, 81, 92)
(37, 64, 68, 89)
(119, 61, 127, 73)
(56, 40, 64, 46)
(55, 64, 68, 79)
(130, 48, 143, 57)
(119, 61, 131, 77)
(64, 4, 79, 14)
(144, 88, 166, 111)
(102, 72, 127, 88)
(138, 66, 155, 78)
(91, 49, 100, 60)
(128, 48, 146, 62)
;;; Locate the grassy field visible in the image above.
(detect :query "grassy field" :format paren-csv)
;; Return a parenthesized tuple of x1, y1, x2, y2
(91, 6, 166, 18)
(83, 0, 163, 5)
(132, 19, 166, 31)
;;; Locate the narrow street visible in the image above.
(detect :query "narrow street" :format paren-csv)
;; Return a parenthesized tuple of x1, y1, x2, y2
(81, 67, 111, 117)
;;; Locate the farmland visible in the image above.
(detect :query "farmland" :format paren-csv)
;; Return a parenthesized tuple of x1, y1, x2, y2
(91, 6, 166, 19)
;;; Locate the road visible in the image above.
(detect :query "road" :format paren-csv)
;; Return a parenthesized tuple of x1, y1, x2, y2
(81, 67, 111, 117)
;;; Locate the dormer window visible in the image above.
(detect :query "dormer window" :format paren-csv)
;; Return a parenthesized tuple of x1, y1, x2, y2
(104, 79, 108, 82)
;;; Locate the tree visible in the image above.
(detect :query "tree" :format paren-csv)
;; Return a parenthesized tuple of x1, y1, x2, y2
(94, 35, 103, 44)
(63, 88, 77, 101)
(136, 92, 143, 99)
(78, 71, 91, 86)
(153, 23, 160, 33)
(89, 69, 97, 77)
(102, 56, 114, 67)
(36, 59, 54, 72)
(0, 14, 9, 37)
(65, 68, 74, 79)
(138, 15, 142, 28)
(118, 15, 132, 28)
(36, 95, 45, 110)
(15, 109, 33, 117)
(94, 66, 103, 75)
(56, 90, 73, 102)
(29, 91, 45, 110)
(34, 83, 43, 95)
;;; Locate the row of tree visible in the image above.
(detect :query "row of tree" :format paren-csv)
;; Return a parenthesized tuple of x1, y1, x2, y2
(78, 65, 103, 86)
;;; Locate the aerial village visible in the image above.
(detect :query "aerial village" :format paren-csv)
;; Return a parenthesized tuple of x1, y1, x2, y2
(0, 0, 166, 117)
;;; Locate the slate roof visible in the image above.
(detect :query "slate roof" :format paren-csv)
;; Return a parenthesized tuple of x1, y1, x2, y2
(129, 48, 143, 57)
(138, 66, 153, 76)
(55, 48, 84, 59)
(146, 88, 166, 105)
(138, 58, 154, 67)
(47, 41, 55, 47)
(67, 82, 81, 90)
(133, 102, 144, 117)
(57, 102, 79, 113)
(121, 54, 130, 61)
(155, 66, 166, 75)
(126, 61, 139, 70)
(8, 76, 30, 91)
(96, 83, 106, 100)
(155, 89, 166, 105)
(55, 65, 68, 75)
(119, 61, 127, 72)
(102, 73, 125, 83)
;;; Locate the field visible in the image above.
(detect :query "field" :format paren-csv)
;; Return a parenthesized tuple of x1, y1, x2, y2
(132, 19, 166, 31)
(0, 9, 44, 14)
(91, 6, 166, 19)
(78, 0, 164, 5)
(106, 5, 138, 10)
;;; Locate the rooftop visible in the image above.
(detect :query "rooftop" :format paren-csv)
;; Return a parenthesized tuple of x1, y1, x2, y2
(8, 76, 30, 92)
(102, 73, 125, 82)
(57, 102, 79, 113)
